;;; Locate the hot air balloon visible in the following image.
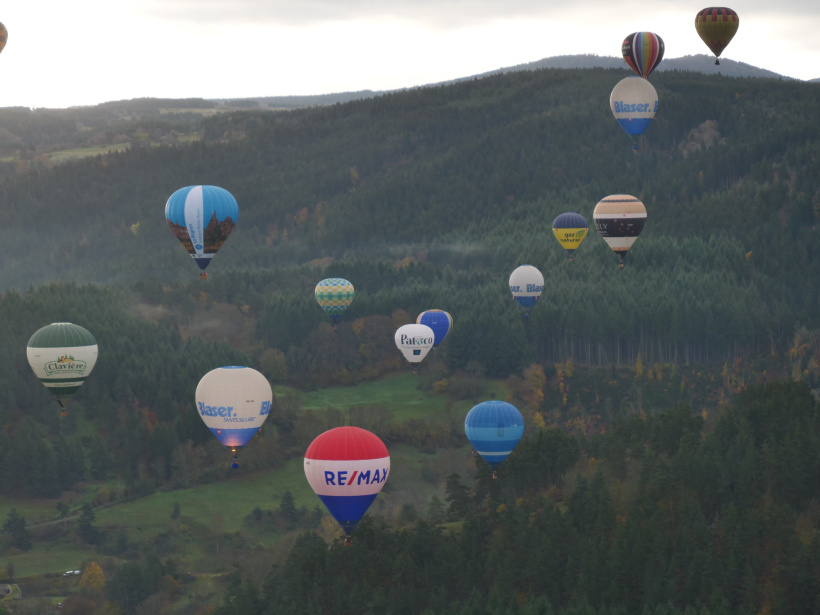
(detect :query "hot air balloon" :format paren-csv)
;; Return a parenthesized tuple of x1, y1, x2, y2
(416, 309, 453, 349)
(195, 366, 272, 468)
(27, 322, 98, 416)
(464, 401, 524, 479)
(395, 324, 435, 370)
(509, 265, 544, 318)
(593, 194, 647, 267)
(552, 212, 589, 261)
(165, 185, 238, 280)
(695, 7, 739, 65)
(304, 426, 390, 545)
(622, 32, 664, 78)
(610, 76, 658, 150)
(315, 278, 354, 327)
(0, 22, 8, 55)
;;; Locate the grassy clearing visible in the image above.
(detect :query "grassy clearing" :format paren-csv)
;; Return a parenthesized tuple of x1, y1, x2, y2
(45, 143, 131, 163)
(1, 543, 98, 578)
(96, 458, 315, 541)
(288, 371, 509, 422)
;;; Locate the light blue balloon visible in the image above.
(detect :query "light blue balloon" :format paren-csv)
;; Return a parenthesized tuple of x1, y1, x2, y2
(465, 401, 524, 474)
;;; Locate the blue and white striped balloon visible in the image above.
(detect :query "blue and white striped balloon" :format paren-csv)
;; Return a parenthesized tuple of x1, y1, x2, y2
(165, 185, 238, 272)
(465, 401, 524, 476)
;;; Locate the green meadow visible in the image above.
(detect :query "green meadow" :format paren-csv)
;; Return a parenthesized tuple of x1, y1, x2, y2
(279, 371, 509, 421)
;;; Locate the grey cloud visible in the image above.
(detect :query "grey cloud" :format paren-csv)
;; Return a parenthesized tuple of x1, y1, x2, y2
(138, 0, 819, 27)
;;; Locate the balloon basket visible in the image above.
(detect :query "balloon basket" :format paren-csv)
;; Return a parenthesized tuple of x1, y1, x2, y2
(492, 471, 498, 480)
(200, 272, 208, 280)
(344, 537, 353, 547)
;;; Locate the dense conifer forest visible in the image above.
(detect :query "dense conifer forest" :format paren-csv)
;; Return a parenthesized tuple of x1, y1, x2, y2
(1, 66, 820, 614)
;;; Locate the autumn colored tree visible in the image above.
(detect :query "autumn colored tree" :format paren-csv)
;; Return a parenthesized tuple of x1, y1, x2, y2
(80, 561, 105, 598)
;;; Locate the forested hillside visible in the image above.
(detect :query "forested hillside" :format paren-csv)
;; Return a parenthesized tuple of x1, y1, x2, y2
(1, 67, 820, 614)
(2, 67, 819, 375)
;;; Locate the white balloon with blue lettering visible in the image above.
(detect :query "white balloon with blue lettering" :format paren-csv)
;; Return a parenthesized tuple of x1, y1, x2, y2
(509, 265, 544, 311)
(610, 76, 658, 147)
(304, 426, 390, 540)
(195, 366, 272, 452)
(394, 323, 435, 364)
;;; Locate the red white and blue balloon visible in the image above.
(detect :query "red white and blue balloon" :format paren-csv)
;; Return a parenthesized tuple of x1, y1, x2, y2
(304, 426, 390, 539)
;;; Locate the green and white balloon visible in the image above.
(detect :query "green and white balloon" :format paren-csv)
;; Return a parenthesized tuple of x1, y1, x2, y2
(27, 322, 98, 413)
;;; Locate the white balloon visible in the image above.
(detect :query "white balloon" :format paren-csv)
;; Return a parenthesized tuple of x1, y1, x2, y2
(195, 366, 272, 449)
(394, 324, 435, 364)
(509, 265, 544, 307)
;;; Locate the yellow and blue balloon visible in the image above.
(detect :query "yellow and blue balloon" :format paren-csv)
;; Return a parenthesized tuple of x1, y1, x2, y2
(315, 278, 355, 324)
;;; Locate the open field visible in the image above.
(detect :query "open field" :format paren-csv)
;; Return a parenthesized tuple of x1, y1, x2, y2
(44, 143, 131, 163)
(280, 371, 510, 422)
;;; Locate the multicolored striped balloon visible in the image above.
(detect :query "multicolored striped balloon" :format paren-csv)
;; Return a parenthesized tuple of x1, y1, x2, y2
(695, 7, 739, 65)
(304, 426, 390, 542)
(465, 401, 524, 478)
(315, 278, 355, 322)
(621, 32, 665, 78)
(27, 322, 98, 414)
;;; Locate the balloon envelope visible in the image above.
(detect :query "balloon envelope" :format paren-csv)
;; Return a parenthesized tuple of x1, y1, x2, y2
(416, 310, 453, 347)
(0, 23, 7, 55)
(695, 7, 739, 63)
(395, 324, 435, 363)
(315, 278, 355, 321)
(304, 426, 390, 536)
(593, 195, 647, 266)
(552, 212, 589, 260)
(165, 185, 238, 271)
(27, 323, 98, 408)
(465, 401, 524, 470)
(622, 32, 664, 78)
(195, 366, 272, 449)
(610, 77, 658, 141)
(509, 265, 544, 309)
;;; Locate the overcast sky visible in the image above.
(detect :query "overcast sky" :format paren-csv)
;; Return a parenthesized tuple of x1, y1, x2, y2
(0, 1, 817, 108)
